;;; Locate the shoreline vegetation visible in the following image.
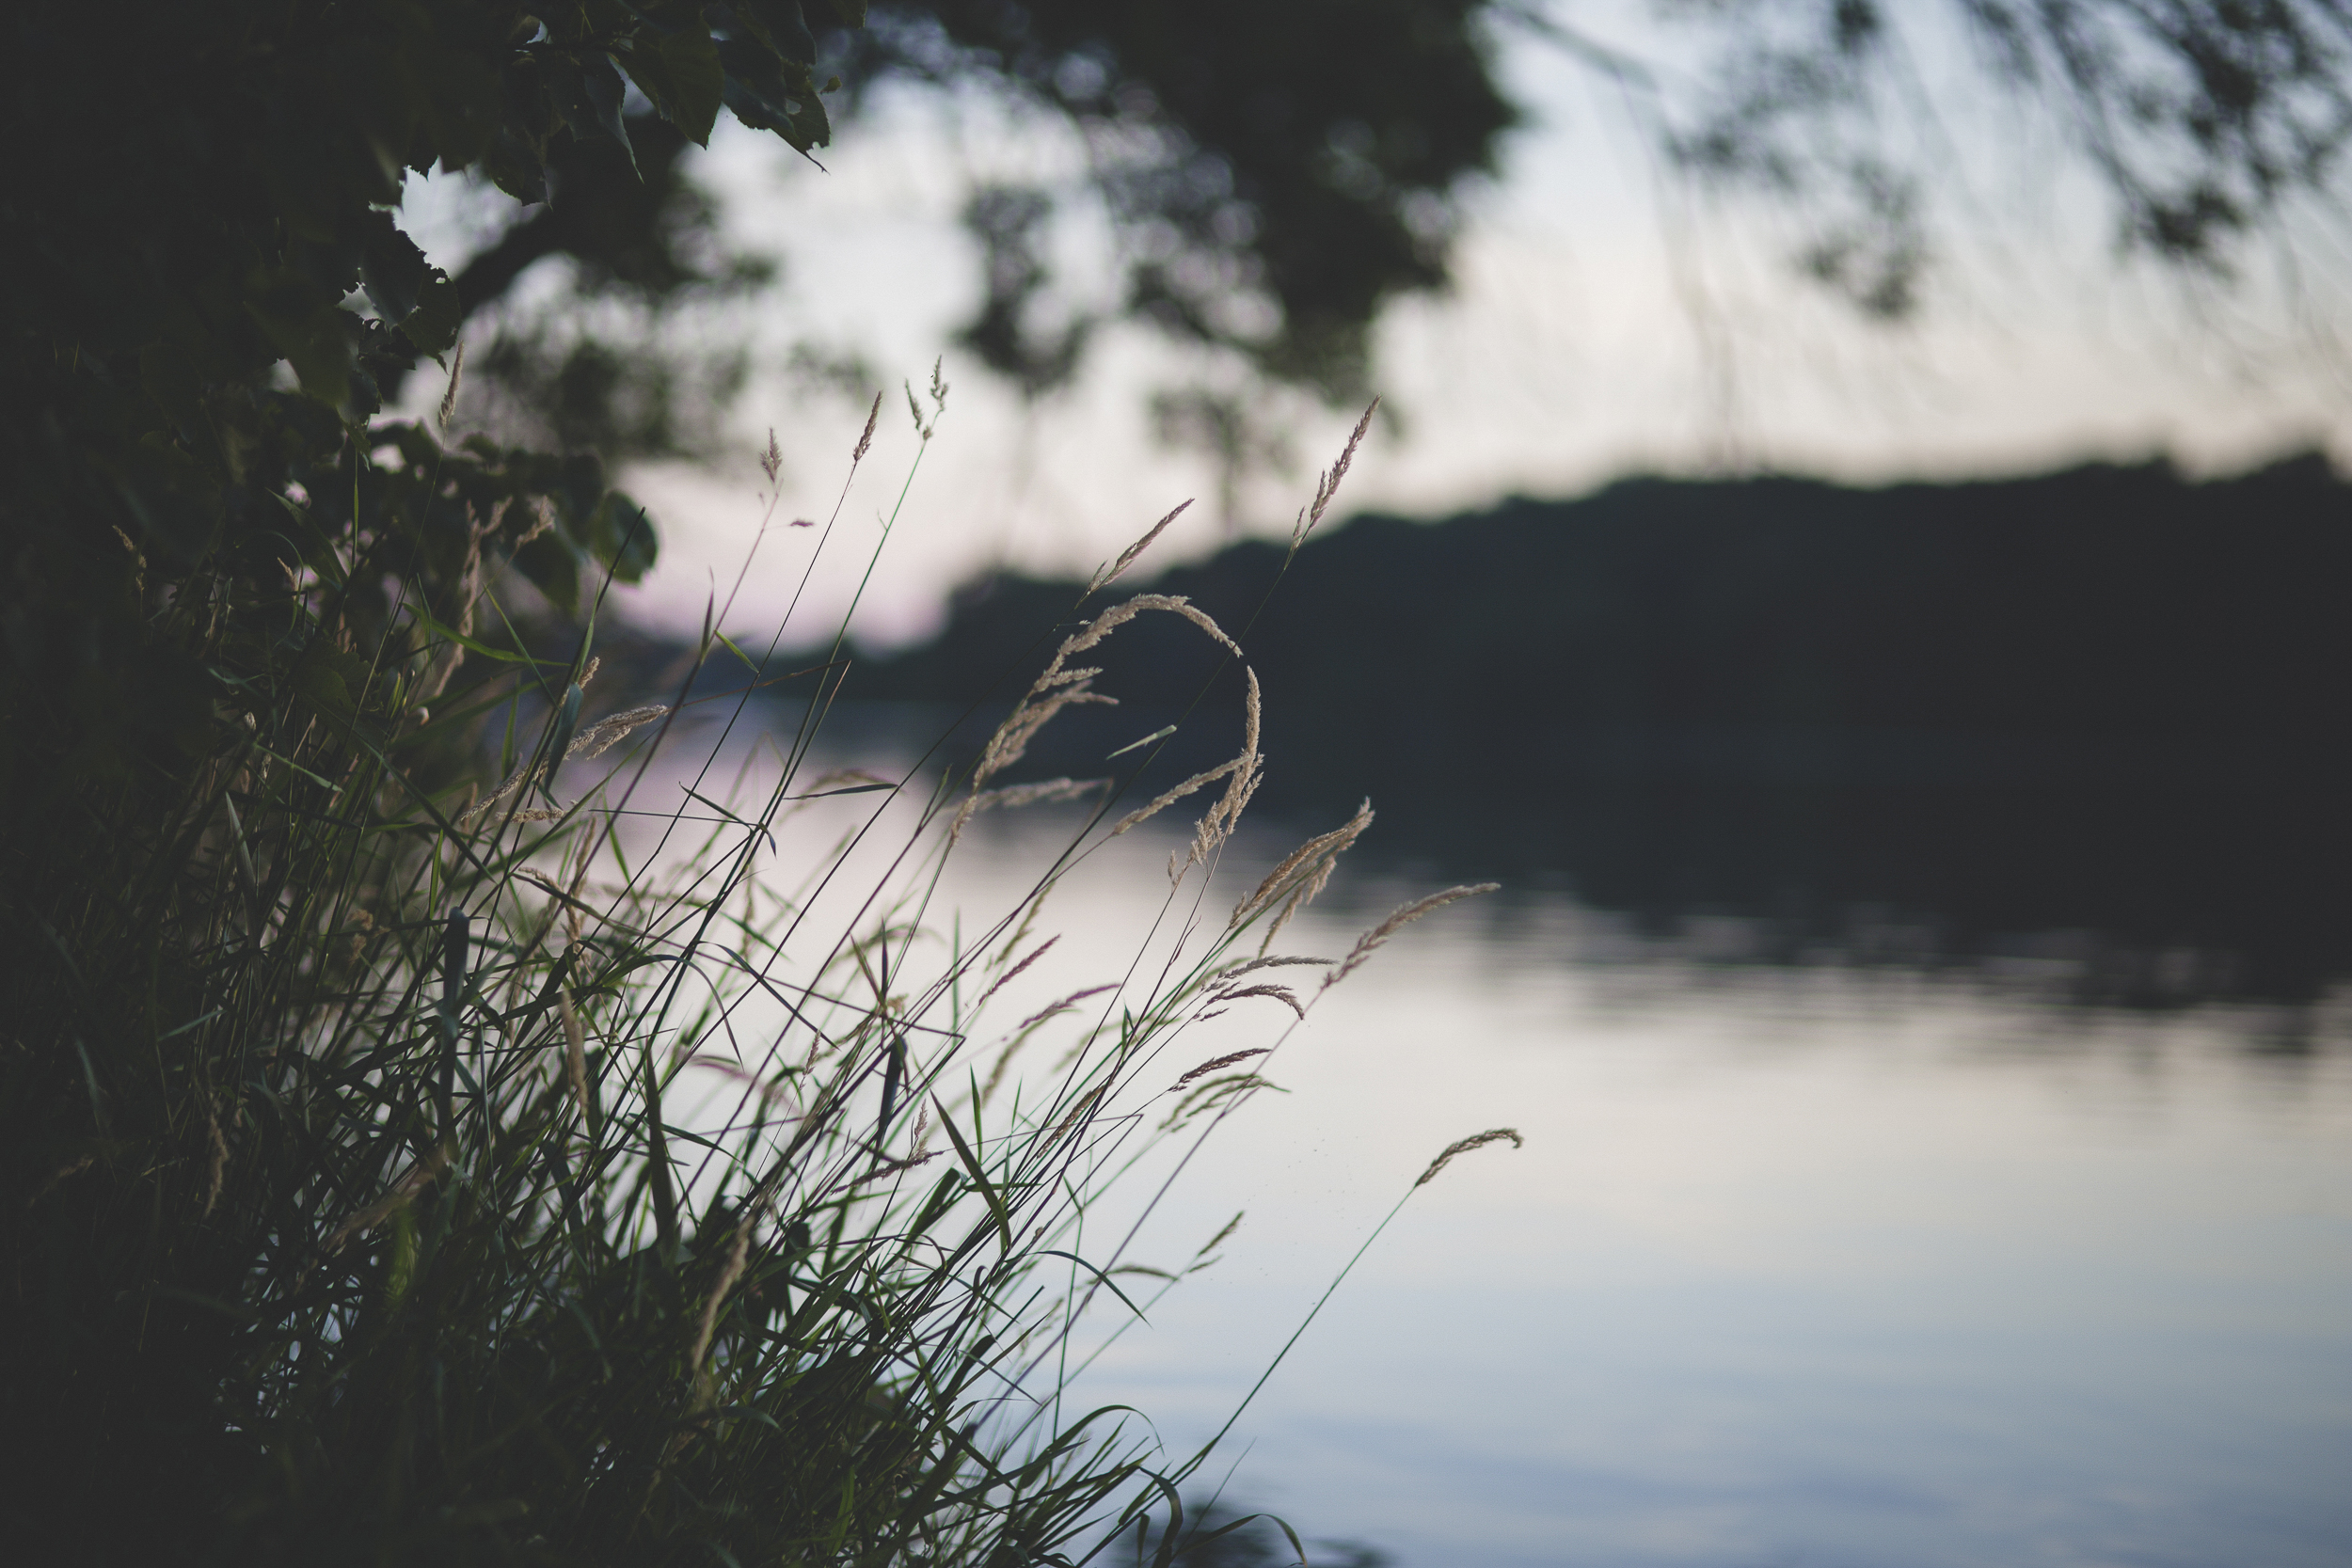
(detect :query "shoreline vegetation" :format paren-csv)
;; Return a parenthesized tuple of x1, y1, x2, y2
(2, 384, 1509, 1564)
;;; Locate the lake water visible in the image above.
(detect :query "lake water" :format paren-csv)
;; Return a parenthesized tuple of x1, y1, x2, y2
(628, 707, 2352, 1568)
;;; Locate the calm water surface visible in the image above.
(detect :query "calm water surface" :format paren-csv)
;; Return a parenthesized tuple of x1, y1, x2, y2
(637, 715, 2352, 1568)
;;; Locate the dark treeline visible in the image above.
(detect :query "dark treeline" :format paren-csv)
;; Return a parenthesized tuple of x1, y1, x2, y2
(823, 453, 2352, 1008)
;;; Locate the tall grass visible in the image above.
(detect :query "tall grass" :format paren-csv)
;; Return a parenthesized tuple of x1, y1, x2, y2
(2, 382, 1510, 1567)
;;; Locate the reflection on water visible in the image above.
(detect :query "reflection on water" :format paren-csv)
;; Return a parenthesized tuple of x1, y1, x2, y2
(628, 709, 2352, 1568)
(1032, 847, 2352, 1568)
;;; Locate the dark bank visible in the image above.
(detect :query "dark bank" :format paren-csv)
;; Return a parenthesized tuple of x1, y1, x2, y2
(786, 452, 2352, 1011)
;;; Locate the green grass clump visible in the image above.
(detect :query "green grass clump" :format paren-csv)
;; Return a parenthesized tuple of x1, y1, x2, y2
(0, 390, 1507, 1567)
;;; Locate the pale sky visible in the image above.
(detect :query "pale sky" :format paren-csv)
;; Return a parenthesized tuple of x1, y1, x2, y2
(405, 0, 2352, 649)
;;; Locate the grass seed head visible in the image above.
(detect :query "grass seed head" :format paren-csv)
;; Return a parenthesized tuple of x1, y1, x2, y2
(1417, 1128, 1523, 1186)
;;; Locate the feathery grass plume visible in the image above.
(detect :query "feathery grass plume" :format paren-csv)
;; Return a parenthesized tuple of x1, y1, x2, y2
(411, 499, 501, 715)
(1326, 882, 1502, 987)
(1197, 1211, 1246, 1256)
(957, 594, 1241, 838)
(1089, 499, 1192, 594)
(950, 776, 1111, 843)
(974, 934, 1058, 1010)
(1290, 398, 1379, 556)
(437, 340, 465, 428)
(1204, 983, 1305, 1021)
(1231, 800, 1375, 928)
(566, 705, 671, 761)
(458, 701, 670, 824)
(1170, 1049, 1269, 1091)
(1415, 1128, 1524, 1186)
(1259, 855, 1333, 952)
(688, 1201, 764, 1412)
(323, 1146, 453, 1253)
(1174, 668, 1263, 883)
(516, 497, 556, 548)
(557, 977, 591, 1127)
(853, 390, 881, 463)
(982, 982, 1119, 1102)
(1107, 756, 1241, 837)
(202, 1089, 229, 1217)
(760, 428, 782, 486)
(1208, 955, 1331, 983)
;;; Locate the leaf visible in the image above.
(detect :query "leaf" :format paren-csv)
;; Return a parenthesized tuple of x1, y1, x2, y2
(484, 129, 548, 204)
(616, 27, 724, 147)
(713, 628, 761, 672)
(588, 489, 660, 582)
(743, 0, 818, 66)
(137, 341, 208, 449)
(1036, 1250, 1151, 1323)
(580, 53, 638, 175)
(718, 36, 824, 149)
(398, 270, 462, 356)
(933, 1100, 1012, 1256)
(405, 608, 564, 668)
(358, 212, 428, 324)
(513, 529, 581, 616)
(243, 270, 351, 407)
(545, 51, 639, 177)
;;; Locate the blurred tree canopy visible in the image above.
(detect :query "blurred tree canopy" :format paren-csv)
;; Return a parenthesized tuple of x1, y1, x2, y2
(0, 0, 856, 888)
(9, 0, 2352, 853)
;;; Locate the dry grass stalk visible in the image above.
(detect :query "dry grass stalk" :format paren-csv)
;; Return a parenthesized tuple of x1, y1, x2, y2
(1415, 1128, 1523, 1186)
(1290, 398, 1379, 555)
(981, 981, 1120, 1103)
(853, 391, 881, 463)
(1060, 594, 1239, 663)
(459, 702, 670, 825)
(950, 776, 1110, 843)
(202, 1088, 230, 1217)
(1197, 1211, 1246, 1255)
(437, 340, 465, 428)
(1014, 983, 1119, 1037)
(1325, 882, 1501, 987)
(1260, 855, 1334, 952)
(1046, 1082, 1108, 1146)
(557, 978, 590, 1125)
(412, 499, 501, 716)
(689, 1200, 764, 1411)
(1088, 499, 1192, 594)
(566, 705, 671, 762)
(1230, 799, 1374, 929)
(1107, 757, 1240, 837)
(1170, 1049, 1268, 1091)
(1206, 983, 1305, 1021)
(957, 594, 1242, 839)
(1208, 955, 1331, 983)
(1172, 668, 1263, 882)
(974, 935, 1059, 1010)
(324, 1146, 453, 1253)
